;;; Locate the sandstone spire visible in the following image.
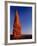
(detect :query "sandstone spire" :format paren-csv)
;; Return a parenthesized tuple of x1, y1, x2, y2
(13, 10, 21, 39)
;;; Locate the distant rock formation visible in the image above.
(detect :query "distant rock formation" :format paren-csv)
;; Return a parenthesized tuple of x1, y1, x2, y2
(13, 10, 21, 39)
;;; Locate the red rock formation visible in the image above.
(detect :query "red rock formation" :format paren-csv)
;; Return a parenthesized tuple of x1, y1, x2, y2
(13, 10, 21, 39)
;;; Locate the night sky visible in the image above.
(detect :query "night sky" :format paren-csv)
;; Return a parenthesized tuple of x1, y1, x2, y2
(10, 6, 32, 34)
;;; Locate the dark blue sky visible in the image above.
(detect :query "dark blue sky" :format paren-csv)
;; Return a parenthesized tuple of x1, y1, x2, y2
(10, 6, 32, 34)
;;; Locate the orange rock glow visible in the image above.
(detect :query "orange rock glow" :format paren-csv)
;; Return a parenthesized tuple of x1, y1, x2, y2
(13, 10, 21, 39)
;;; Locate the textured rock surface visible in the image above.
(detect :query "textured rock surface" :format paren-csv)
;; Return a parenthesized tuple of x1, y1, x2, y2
(13, 10, 21, 39)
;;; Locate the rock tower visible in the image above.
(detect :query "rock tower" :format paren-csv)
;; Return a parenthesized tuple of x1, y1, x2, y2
(13, 10, 21, 39)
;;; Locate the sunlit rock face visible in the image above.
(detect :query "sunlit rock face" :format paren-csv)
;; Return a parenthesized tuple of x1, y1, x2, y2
(13, 10, 21, 39)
